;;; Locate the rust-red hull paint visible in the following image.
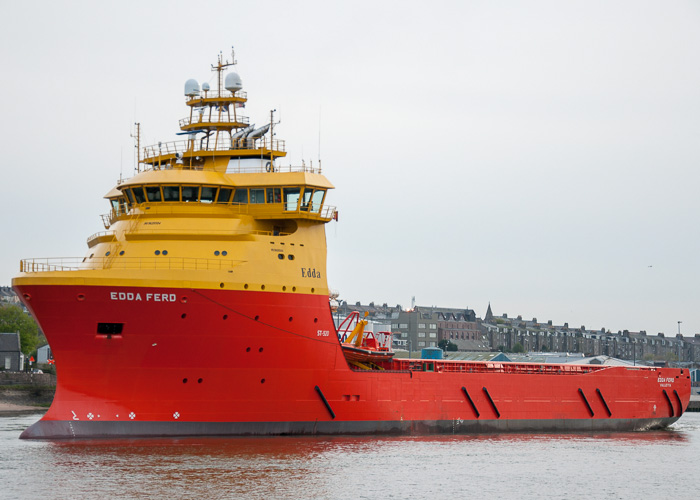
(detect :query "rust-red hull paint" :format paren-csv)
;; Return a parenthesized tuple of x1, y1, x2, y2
(15, 284, 692, 438)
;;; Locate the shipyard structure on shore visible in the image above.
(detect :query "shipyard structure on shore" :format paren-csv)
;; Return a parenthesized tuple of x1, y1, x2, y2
(336, 301, 700, 365)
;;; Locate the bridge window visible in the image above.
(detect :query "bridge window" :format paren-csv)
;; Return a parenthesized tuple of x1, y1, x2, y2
(146, 186, 162, 202)
(232, 189, 248, 204)
(217, 188, 232, 203)
(201, 186, 217, 203)
(132, 187, 146, 204)
(300, 189, 312, 211)
(123, 188, 135, 205)
(181, 185, 199, 202)
(284, 188, 300, 211)
(266, 188, 282, 203)
(250, 188, 265, 204)
(310, 189, 325, 213)
(163, 185, 180, 202)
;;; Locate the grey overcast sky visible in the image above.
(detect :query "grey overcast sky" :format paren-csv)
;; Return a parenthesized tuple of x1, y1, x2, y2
(1, 1, 699, 336)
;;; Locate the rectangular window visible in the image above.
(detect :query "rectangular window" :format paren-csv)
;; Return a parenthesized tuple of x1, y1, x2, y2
(123, 188, 135, 204)
(181, 185, 199, 202)
(132, 187, 146, 204)
(284, 187, 301, 211)
(4, 357, 10, 370)
(97, 323, 123, 336)
(391, 323, 399, 328)
(250, 188, 265, 204)
(418, 332, 426, 338)
(429, 324, 437, 329)
(200, 186, 217, 203)
(429, 342, 436, 347)
(266, 188, 282, 203)
(310, 190, 325, 213)
(217, 188, 233, 203)
(418, 341, 426, 347)
(401, 332, 408, 338)
(418, 323, 426, 328)
(429, 332, 437, 338)
(145, 186, 162, 202)
(232, 189, 248, 204)
(300, 188, 313, 211)
(163, 186, 180, 202)
(399, 323, 408, 329)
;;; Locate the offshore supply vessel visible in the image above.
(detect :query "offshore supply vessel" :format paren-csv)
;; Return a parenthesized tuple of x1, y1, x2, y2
(14, 50, 691, 438)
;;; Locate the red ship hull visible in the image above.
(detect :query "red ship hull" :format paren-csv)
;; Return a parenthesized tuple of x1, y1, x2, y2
(15, 284, 692, 439)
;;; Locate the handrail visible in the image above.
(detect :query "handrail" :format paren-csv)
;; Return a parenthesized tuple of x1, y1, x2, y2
(187, 90, 247, 101)
(179, 114, 250, 128)
(86, 231, 116, 244)
(389, 359, 610, 375)
(141, 137, 286, 160)
(19, 257, 241, 273)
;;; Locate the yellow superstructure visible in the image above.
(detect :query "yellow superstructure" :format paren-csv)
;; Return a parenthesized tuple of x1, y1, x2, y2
(15, 49, 336, 296)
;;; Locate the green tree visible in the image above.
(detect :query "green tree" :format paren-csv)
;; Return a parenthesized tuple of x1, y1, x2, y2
(438, 339, 459, 352)
(0, 304, 40, 355)
(512, 342, 525, 353)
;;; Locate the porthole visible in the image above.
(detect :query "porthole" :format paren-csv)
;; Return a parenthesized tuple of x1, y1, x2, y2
(220, 282, 224, 288)
(163, 250, 168, 256)
(119, 251, 125, 256)
(155, 250, 161, 255)
(76, 294, 86, 301)
(222, 251, 228, 256)
(244, 284, 249, 290)
(282, 286, 287, 291)
(223, 314, 228, 320)
(89, 253, 94, 258)
(105, 251, 111, 256)
(289, 316, 293, 322)
(261, 285, 266, 290)
(246, 347, 251, 352)
(197, 378, 203, 384)
(180, 296, 188, 303)
(278, 254, 284, 260)
(314, 318, 318, 323)
(311, 288, 315, 293)
(181, 313, 187, 319)
(259, 347, 264, 352)
(261, 379, 266, 384)
(214, 250, 220, 256)
(288, 255, 295, 260)
(183, 378, 188, 384)
(254, 315, 259, 321)
(292, 287, 296, 292)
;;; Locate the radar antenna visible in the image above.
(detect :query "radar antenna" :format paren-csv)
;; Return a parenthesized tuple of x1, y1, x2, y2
(212, 47, 237, 94)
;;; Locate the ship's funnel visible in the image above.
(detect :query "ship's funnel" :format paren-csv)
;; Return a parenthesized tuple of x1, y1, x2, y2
(184, 79, 200, 97)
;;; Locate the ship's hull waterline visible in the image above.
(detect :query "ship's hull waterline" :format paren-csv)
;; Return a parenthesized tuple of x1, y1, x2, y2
(15, 283, 691, 439)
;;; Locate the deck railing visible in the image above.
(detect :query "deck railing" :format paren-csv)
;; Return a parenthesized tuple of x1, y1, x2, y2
(351, 359, 617, 375)
(19, 257, 239, 273)
(141, 136, 286, 161)
(179, 114, 250, 128)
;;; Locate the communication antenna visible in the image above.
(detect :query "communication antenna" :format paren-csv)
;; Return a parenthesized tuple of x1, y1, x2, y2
(269, 109, 280, 172)
(130, 122, 141, 173)
(318, 105, 322, 172)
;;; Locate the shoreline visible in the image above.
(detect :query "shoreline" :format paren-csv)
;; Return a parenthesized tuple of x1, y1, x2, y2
(0, 401, 46, 414)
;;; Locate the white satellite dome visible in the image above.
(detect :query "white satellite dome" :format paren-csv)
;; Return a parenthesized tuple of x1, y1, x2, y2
(201, 82, 210, 91)
(225, 72, 243, 92)
(184, 79, 200, 97)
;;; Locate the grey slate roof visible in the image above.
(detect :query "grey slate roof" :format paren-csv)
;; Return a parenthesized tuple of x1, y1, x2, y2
(0, 332, 21, 351)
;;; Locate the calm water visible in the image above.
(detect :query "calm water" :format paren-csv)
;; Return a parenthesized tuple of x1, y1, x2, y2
(1, 412, 698, 500)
